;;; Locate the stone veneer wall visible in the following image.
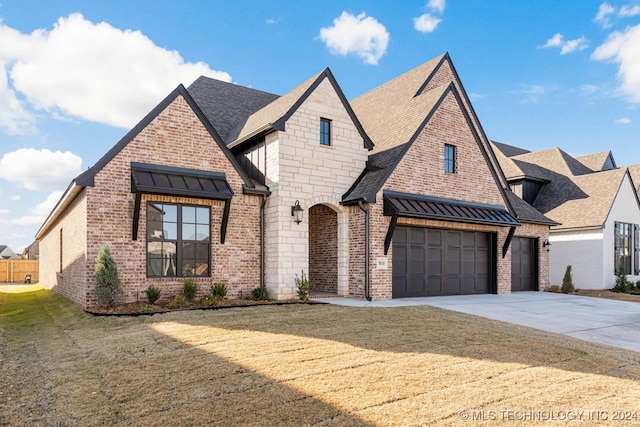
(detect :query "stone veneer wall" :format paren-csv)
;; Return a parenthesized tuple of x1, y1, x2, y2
(264, 77, 369, 299)
(308, 204, 338, 293)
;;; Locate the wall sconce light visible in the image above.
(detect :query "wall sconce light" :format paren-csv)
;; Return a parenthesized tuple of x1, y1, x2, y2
(291, 200, 304, 224)
(543, 239, 551, 252)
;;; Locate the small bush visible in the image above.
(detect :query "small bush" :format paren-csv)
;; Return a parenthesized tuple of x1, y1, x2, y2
(145, 285, 161, 304)
(295, 270, 315, 301)
(561, 265, 575, 294)
(201, 296, 220, 306)
(210, 282, 227, 298)
(547, 285, 561, 293)
(181, 279, 199, 301)
(251, 286, 268, 300)
(614, 263, 633, 293)
(168, 294, 186, 308)
(95, 246, 124, 307)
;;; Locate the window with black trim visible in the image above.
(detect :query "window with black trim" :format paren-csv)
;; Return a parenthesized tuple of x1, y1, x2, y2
(615, 222, 640, 275)
(444, 144, 456, 173)
(146, 203, 210, 277)
(320, 118, 331, 146)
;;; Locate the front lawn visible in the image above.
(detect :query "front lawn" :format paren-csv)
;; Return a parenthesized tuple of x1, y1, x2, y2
(2, 289, 640, 426)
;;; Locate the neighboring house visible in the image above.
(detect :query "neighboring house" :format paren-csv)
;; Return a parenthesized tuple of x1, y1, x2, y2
(492, 141, 640, 289)
(22, 241, 39, 260)
(36, 53, 553, 308)
(0, 245, 17, 260)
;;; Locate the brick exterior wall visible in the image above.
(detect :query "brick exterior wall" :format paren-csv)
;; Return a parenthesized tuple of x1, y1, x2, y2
(308, 204, 338, 293)
(38, 189, 88, 306)
(41, 94, 263, 308)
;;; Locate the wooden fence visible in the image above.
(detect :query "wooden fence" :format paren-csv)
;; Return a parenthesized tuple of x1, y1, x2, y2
(0, 260, 39, 283)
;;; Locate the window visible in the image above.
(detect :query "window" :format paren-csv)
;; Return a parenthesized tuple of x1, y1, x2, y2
(146, 203, 210, 277)
(444, 144, 456, 173)
(320, 118, 331, 146)
(59, 228, 63, 273)
(614, 222, 639, 275)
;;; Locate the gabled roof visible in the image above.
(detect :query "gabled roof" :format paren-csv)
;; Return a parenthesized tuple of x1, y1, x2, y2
(491, 141, 531, 158)
(187, 77, 279, 143)
(227, 68, 373, 150)
(576, 151, 617, 172)
(505, 191, 558, 226)
(37, 84, 256, 240)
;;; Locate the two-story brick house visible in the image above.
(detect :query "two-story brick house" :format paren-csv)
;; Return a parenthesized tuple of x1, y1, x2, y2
(36, 53, 554, 308)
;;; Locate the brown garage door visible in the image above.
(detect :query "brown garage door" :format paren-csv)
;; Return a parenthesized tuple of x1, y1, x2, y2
(392, 226, 495, 298)
(511, 237, 538, 291)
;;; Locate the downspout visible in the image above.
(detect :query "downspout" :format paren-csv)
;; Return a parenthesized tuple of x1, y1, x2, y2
(358, 201, 372, 301)
(260, 194, 267, 291)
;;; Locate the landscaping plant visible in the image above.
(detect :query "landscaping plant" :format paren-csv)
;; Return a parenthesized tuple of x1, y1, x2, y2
(251, 286, 268, 300)
(145, 285, 161, 304)
(560, 265, 574, 294)
(614, 262, 633, 293)
(181, 279, 199, 300)
(94, 246, 124, 307)
(295, 270, 315, 301)
(210, 282, 227, 299)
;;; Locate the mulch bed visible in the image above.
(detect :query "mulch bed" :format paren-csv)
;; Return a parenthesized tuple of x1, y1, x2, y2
(86, 298, 322, 316)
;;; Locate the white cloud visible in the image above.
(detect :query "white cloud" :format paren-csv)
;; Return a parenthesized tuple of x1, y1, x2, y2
(620, 4, 640, 16)
(0, 60, 36, 135)
(319, 12, 389, 65)
(0, 13, 231, 130)
(540, 33, 588, 55)
(0, 209, 9, 215)
(595, 2, 616, 28)
(0, 148, 82, 191)
(592, 24, 640, 102)
(413, 14, 441, 33)
(1, 191, 62, 226)
(616, 117, 631, 124)
(9, 195, 21, 201)
(427, 0, 446, 14)
(265, 18, 280, 25)
(510, 84, 547, 104)
(414, 0, 445, 33)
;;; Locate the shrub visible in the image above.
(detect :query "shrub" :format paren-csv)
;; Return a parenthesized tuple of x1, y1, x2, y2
(295, 270, 315, 301)
(181, 279, 199, 301)
(168, 294, 186, 308)
(251, 286, 268, 300)
(201, 296, 219, 307)
(614, 263, 633, 293)
(94, 246, 123, 307)
(210, 282, 227, 299)
(547, 285, 561, 293)
(560, 265, 575, 294)
(145, 285, 161, 304)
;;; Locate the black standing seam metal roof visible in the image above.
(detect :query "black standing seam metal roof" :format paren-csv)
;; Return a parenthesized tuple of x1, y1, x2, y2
(383, 191, 520, 227)
(131, 162, 233, 200)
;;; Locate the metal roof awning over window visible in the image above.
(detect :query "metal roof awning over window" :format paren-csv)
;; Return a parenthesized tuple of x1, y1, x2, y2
(382, 191, 520, 255)
(131, 162, 234, 242)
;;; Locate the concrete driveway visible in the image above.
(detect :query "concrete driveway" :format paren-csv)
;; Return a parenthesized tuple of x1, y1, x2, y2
(318, 292, 640, 352)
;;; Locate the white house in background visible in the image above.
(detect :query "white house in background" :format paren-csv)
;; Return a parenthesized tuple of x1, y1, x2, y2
(0, 245, 17, 260)
(492, 142, 640, 289)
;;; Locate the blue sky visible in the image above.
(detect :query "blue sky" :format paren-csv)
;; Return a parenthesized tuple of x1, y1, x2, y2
(1, 0, 640, 253)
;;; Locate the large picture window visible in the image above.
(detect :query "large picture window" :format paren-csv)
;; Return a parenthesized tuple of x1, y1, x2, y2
(146, 203, 210, 277)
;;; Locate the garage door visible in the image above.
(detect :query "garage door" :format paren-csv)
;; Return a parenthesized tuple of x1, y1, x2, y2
(511, 237, 537, 291)
(392, 226, 494, 298)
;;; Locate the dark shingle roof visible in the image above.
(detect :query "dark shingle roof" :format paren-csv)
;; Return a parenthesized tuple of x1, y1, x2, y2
(187, 77, 279, 143)
(505, 191, 558, 225)
(491, 141, 531, 158)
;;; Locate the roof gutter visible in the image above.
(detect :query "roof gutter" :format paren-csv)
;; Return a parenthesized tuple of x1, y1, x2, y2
(358, 201, 372, 301)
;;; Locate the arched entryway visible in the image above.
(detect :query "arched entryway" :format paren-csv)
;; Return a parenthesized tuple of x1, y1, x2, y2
(309, 204, 338, 295)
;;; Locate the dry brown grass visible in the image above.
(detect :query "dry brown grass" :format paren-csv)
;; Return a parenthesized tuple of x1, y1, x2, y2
(2, 289, 640, 426)
(575, 288, 640, 304)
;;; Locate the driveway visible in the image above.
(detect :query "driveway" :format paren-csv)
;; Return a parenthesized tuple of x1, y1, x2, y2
(318, 292, 640, 352)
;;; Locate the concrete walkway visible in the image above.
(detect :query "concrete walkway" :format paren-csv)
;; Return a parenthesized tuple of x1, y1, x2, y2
(317, 292, 640, 352)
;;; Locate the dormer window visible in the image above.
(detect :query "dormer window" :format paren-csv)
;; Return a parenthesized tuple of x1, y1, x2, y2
(444, 144, 456, 173)
(320, 118, 331, 146)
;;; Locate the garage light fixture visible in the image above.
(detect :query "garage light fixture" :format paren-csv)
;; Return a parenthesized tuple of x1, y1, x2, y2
(543, 239, 551, 252)
(291, 200, 304, 224)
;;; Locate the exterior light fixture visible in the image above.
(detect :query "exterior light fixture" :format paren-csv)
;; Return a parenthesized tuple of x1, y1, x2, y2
(543, 239, 551, 252)
(291, 200, 303, 224)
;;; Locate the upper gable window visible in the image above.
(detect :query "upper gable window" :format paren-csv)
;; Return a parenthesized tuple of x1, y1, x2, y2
(444, 144, 456, 174)
(320, 118, 331, 146)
